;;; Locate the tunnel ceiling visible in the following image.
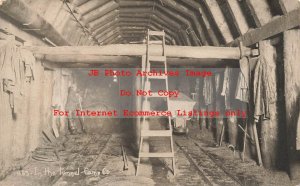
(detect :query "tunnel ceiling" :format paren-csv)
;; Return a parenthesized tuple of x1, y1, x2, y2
(1, 0, 299, 47)
(68, 0, 226, 46)
(68, 0, 208, 46)
(64, 0, 298, 46)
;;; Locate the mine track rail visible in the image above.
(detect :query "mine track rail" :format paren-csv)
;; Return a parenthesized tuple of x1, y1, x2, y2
(192, 139, 243, 185)
(174, 136, 241, 186)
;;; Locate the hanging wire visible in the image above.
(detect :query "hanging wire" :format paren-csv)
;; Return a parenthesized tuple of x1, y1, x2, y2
(145, 0, 156, 36)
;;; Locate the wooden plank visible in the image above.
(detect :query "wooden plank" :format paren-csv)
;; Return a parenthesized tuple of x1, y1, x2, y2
(91, 17, 118, 33)
(149, 30, 165, 36)
(227, 8, 300, 46)
(259, 40, 279, 169)
(80, 1, 119, 24)
(24, 44, 248, 60)
(75, 0, 110, 15)
(284, 28, 300, 180)
(244, 0, 262, 27)
(226, 0, 249, 35)
(279, 0, 300, 13)
(43, 1, 64, 24)
(87, 9, 119, 29)
(100, 29, 121, 44)
(246, 0, 273, 26)
(181, 0, 220, 46)
(203, 0, 234, 43)
(95, 25, 119, 40)
(41, 55, 234, 67)
(72, 0, 89, 7)
(118, 21, 180, 45)
(148, 56, 166, 62)
(160, 0, 206, 45)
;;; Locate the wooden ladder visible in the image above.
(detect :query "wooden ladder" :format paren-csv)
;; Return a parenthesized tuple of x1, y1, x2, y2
(136, 30, 176, 176)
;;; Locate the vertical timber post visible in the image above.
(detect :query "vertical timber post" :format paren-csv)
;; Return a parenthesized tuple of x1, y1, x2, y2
(284, 28, 300, 180)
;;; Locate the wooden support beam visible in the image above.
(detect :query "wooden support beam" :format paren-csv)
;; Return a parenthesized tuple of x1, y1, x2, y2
(52, 5, 70, 33)
(244, 0, 273, 26)
(120, 30, 146, 34)
(259, 40, 280, 169)
(110, 37, 124, 44)
(119, 7, 153, 14)
(117, 1, 191, 45)
(225, 0, 249, 35)
(284, 28, 300, 180)
(24, 44, 251, 61)
(95, 24, 119, 40)
(159, 13, 189, 44)
(43, 1, 64, 25)
(119, 16, 178, 35)
(86, 9, 119, 29)
(119, 0, 153, 7)
(42, 55, 233, 68)
(97, 28, 120, 43)
(161, 0, 207, 45)
(118, 15, 186, 45)
(92, 17, 118, 35)
(80, 1, 119, 24)
(75, 0, 110, 15)
(71, 0, 89, 7)
(279, 0, 300, 13)
(155, 5, 200, 46)
(119, 14, 149, 19)
(0, 0, 69, 46)
(181, 0, 220, 46)
(100, 29, 121, 44)
(63, 21, 82, 45)
(203, 0, 234, 43)
(119, 22, 178, 44)
(88, 8, 183, 45)
(227, 8, 300, 46)
(0, 14, 46, 45)
(120, 26, 146, 30)
(44, 55, 139, 64)
(217, 0, 241, 38)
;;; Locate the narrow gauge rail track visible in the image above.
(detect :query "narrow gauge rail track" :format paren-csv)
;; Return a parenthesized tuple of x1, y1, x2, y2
(174, 136, 241, 186)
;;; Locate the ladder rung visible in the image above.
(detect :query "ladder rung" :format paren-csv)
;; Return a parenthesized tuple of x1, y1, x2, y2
(148, 75, 167, 79)
(148, 40, 163, 45)
(141, 130, 172, 137)
(148, 31, 165, 36)
(139, 152, 174, 158)
(148, 56, 166, 62)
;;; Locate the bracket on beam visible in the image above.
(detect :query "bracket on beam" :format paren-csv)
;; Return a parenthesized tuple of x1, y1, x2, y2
(239, 41, 259, 58)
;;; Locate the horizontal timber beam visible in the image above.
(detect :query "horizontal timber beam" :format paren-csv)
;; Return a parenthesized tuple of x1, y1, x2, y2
(42, 55, 233, 67)
(0, 0, 69, 46)
(24, 44, 253, 62)
(228, 8, 300, 46)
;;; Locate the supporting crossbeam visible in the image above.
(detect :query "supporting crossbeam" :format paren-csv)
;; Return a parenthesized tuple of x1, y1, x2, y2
(228, 8, 300, 46)
(24, 44, 252, 61)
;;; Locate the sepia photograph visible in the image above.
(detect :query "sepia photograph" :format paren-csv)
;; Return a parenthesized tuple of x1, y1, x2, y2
(0, 0, 300, 185)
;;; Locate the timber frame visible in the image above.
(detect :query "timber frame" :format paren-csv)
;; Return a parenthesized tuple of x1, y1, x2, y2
(1, 0, 300, 181)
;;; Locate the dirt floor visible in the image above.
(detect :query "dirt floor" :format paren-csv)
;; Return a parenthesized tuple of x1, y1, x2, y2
(0, 120, 298, 186)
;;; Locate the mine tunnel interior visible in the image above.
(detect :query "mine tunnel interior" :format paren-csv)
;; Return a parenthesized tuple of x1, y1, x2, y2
(0, 0, 300, 185)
